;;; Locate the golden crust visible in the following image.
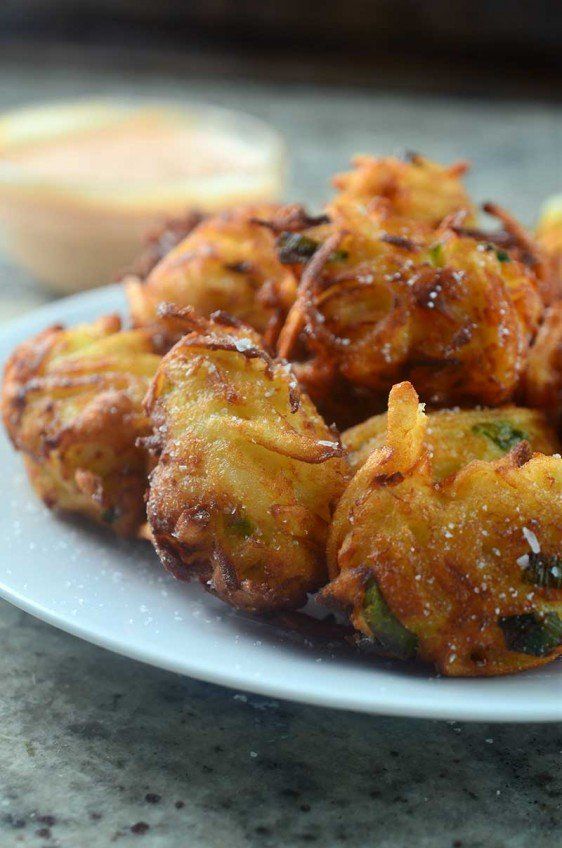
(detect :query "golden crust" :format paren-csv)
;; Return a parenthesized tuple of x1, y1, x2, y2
(524, 302, 562, 424)
(323, 382, 562, 676)
(331, 154, 476, 226)
(344, 402, 560, 477)
(536, 209, 562, 303)
(122, 210, 205, 281)
(126, 205, 297, 348)
(145, 309, 349, 612)
(277, 207, 543, 426)
(2, 315, 160, 536)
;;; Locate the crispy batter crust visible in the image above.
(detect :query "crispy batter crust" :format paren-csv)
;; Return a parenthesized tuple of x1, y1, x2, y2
(344, 402, 560, 476)
(2, 315, 160, 536)
(331, 154, 476, 226)
(126, 204, 297, 349)
(536, 208, 562, 303)
(145, 310, 349, 612)
(276, 205, 543, 426)
(323, 382, 562, 676)
(525, 302, 562, 425)
(122, 210, 205, 281)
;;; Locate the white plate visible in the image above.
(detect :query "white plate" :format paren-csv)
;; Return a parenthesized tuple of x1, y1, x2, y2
(1, 285, 561, 722)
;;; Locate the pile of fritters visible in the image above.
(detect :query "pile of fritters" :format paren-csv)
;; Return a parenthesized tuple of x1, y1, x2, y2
(4, 152, 562, 676)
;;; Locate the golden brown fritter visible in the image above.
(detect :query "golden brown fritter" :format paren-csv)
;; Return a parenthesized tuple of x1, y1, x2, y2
(276, 206, 543, 426)
(125, 155, 548, 424)
(449, 202, 556, 306)
(322, 382, 562, 676)
(331, 153, 476, 227)
(536, 200, 562, 301)
(126, 204, 297, 349)
(518, 200, 562, 422)
(524, 301, 562, 425)
(122, 210, 205, 281)
(2, 315, 160, 536)
(344, 403, 560, 476)
(145, 309, 349, 612)
(124, 155, 478, 358)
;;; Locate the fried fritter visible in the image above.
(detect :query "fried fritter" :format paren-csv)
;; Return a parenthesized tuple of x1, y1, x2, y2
(521, 197, 562, 421)
(126, 155, 477, 357)
(449, 201, 556, 306)
(344, 403, 560, 476)
(331, 153, 476, 227)
(536, 197, 562, 300)
(525, 301, 562, 425)
(122, 209, 205, 281)
(145, 309, 349, 612)
(2, 315, 160, 536)
(322, 382, 562, 676)
(126, 205, 297, 349)
(276, 207, 543, 426)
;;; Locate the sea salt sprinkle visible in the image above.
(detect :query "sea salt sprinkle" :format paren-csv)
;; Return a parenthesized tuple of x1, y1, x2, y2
(517, 527, 541, 567)
(522, 526, 541, 554)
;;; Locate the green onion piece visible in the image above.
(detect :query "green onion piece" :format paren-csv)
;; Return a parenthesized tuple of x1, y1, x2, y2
(495, 249, 510, 263)
(277, 233, 319, 263)
(428, 243, 444, 267)
(330, 248, 349, 262)
(277, 232, 349, 265)
(228, 516, 254, 539)
(471, 420, 528, 452)
(102, 506, 118, 524)
(499, 612, 562, 657)
(362, 581, 418, 660)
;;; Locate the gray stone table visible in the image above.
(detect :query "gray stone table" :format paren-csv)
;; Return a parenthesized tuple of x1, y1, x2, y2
(0, 43, 561, 848)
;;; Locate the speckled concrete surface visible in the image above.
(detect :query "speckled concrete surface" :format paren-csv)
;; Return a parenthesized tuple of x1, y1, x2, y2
(1, 45, 562, 848)
(1, 600, 561, 848)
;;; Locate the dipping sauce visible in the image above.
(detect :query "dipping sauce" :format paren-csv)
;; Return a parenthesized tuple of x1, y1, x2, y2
(4, 114, 262, 182)
(0, 100, 285, 293)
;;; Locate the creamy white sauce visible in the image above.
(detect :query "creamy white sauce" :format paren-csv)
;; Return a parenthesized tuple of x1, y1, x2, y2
(2, 114, 257, 183)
